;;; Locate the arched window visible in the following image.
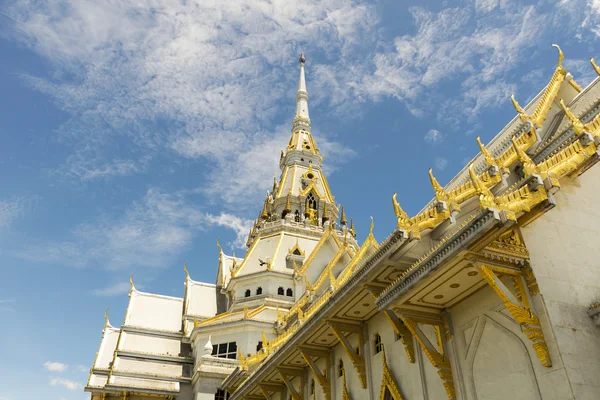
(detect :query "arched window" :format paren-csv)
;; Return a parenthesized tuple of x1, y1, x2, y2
(307, 192, 317, 210)
(374, 333, 383, 354)
(338, 359, 344, 377)
(294, 210, 300, 222)
(244, 289, 251, 297)
(286, 288, 293, 297)
(310, 379, 315, 395)
(278, 287, 284, 295)
(256, 287, 263, 295)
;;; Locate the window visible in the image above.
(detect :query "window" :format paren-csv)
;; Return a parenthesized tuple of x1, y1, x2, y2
(257, 341, 263, 352)
(338, 359, 344, 377)
(215, 389, 230, 400)
(278, 287, 284, 295)
(245, 289, 251, 297)
(294, 210, 300, 222)
(256, 287, 263, 295)
(211, 342, 237, 359)
(310, 379, 315, 395)
(286, 288, 293, 297)
(307, 192, 317, 210)
(374, 334, 383, 354)
(293, 248, 302, 256)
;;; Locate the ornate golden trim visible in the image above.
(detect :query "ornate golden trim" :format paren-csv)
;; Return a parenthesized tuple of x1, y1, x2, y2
(379, 348, 404, 400)
(383, 310, 415, 363)
(473, 262, 551, 367)
(329, 322, 367, 389)
(300, 348, 331, 400)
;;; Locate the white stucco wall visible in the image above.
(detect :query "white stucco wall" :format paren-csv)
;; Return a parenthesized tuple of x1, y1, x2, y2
(521, 163, 600, 400)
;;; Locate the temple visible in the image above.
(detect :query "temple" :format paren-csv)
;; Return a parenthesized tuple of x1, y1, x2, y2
(86, 48, 600, 400)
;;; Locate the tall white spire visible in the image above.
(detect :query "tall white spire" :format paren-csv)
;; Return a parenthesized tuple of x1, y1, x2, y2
(293, 53, 311, 133)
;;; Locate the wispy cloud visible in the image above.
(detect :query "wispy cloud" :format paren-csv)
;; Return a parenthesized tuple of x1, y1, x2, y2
(92, 282, 135, 297)
(44, 362, 68, 373)
(50, 378, 82, 391)
(3, 0, 371, 210)
(435, 157, 448, 171)
(0, 199, 26, 229)
(14, 187, 255, 268)
(424, 129, 444, 144)
(0, 299, 16, 313)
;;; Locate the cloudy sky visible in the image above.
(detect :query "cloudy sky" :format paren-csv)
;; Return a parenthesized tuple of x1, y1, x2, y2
(1, 0, 599, 398)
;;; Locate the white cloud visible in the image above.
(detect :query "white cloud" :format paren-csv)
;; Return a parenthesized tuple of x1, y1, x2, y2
(3, 0, 372, 210)
(92, 282, 135, 297)
(0, 199, 26, 229)
(44, 362, 68, 372)
(435, 157, 448, 171)
(15, 187, 255, 268)
(424, 129, 444, 144)
(50, 378, 82, 391)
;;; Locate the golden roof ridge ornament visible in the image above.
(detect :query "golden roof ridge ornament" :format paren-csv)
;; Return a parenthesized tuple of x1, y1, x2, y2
(104, 308, 111, 329)
(392, 193, 411, 231)
(511, 94, 529, 123)
(477, 137, 496, 167)
(552, 44, 564, 71)
(428, 168, 449, 203)
(369, 216, 375, 237)
(591, 58, 600, 76)
(183, 261, 190, 280)
(349, 219, 356, 237)
(340, 206, 347, 225)
(511, 137, 539, 176)
(129, 274, 136, 293)
(468, 164, 497, 209)
(559, 99, 585, 135)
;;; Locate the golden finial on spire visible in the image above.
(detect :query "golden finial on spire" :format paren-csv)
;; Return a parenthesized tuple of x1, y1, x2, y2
(511, 94, 528, 122)
(349, 219, 356, 237)
(468, 164, 496, 209)
(183, 261, 190, 280)
(591, 58, 600, 76)
(477, 137, 496, 167)
(511, 137, 538, 176)
(216, 237, 223, 254)
(284, 192, 292, 214)
(392, 193, 411, 230)
(559, 99, 585, 135)
(552, 44, 564, 69)
(104, 308, 110, 328)
(340, 206, 347, 225)
(369, 216, 375, 237)
(428, 168, 448, 203)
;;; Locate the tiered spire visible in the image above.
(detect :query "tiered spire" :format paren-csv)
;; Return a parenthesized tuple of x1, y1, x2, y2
(293, 52, 310, 133)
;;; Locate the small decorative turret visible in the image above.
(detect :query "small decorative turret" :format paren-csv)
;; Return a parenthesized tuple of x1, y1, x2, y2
(322, 205, 330, 224)
(339, 206, 347, 226)
(349, 219, 356, 237)
(283, 191, 292, 217)
(261, 201, 269, 220)
(204, 336, 213, 356)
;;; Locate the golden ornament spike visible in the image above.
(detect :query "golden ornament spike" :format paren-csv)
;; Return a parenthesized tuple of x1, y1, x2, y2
(369, 216, 375, 236)
(261, 201, 269, 220)
(477, 137, 496, 167)
(591, 58, 600, 76)
(183, 261, 190, 280)
(511, 94, 528, 122)
(284, 192, 292, 213)
(559, 99, 585, 135)
(511, 136, 538, 176)
(349, 218, 356, 236)
(304, 275, 313, 293)
(428, 168, 448, 202)
(104, 308, 110, 327)
(468, 164, 496, 209)
(340, 206, 347, 225)
(552, 44, 564, 69)
(129, 274, 135, 291)
(322, 205, 330, 221)
(392, 193, 411, 230)
(216, 237, 223, 254)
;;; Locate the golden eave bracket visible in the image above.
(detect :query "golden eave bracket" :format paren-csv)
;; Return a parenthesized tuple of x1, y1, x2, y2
(278, 368, 305, 400)
(473, 261, 551, 367)
(395, 310, 456, 400)
(328, 322, 367, 389)
(300, 347, 331, 400)
(383, 310, 415, 363)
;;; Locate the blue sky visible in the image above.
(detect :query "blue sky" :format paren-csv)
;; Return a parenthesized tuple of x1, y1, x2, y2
(0, 0, 599, 398)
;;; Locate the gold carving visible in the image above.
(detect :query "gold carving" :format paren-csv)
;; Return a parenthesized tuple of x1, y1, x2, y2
(474, 263, 551, 367)
(329, 322, 367, 388)
(379, 347, 405, 400)
(383, 310, 415, 363)
(477, 137, 497, 167)
(468, 164, 497, 210)
(591, 58, 600, 76)
(392, 193, 412, 231)
(559, 99, 585, 135)
(512, 136, 539, 176)
(511, 94, 528, 123)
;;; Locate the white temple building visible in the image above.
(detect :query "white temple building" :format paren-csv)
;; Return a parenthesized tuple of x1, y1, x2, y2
(87, 49, 600, 400)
